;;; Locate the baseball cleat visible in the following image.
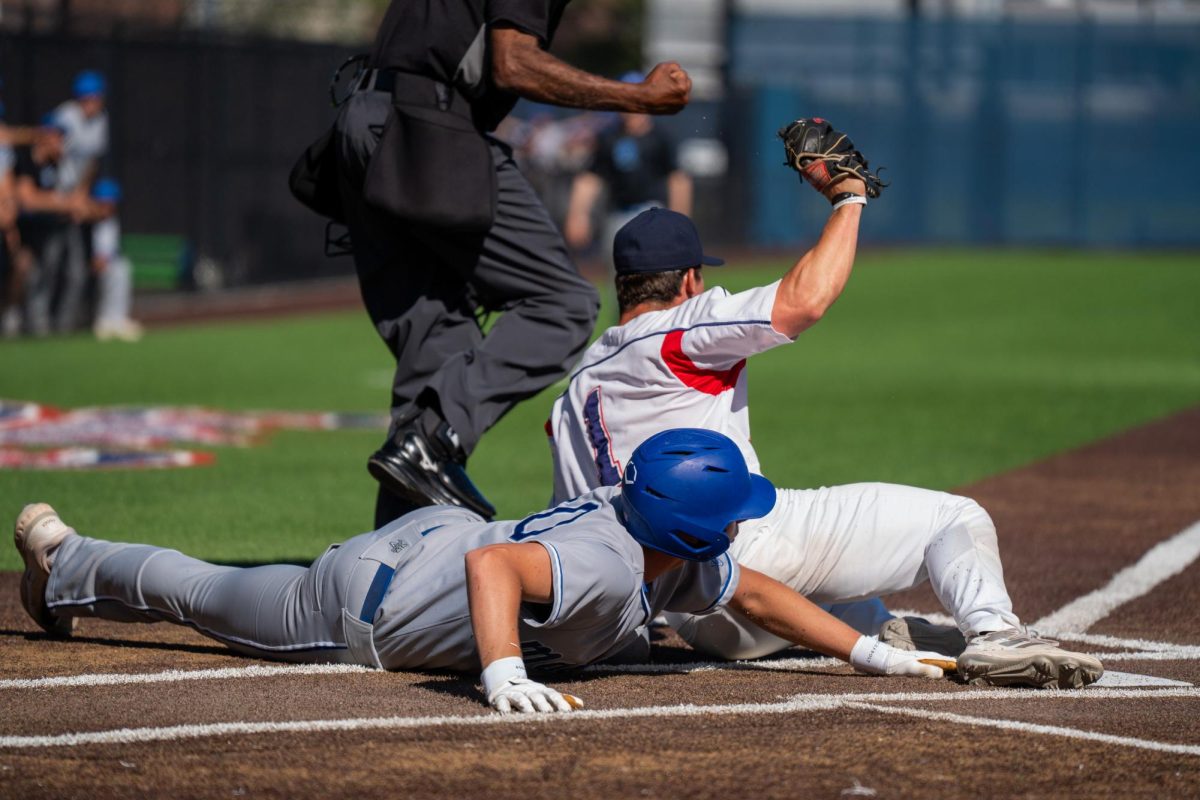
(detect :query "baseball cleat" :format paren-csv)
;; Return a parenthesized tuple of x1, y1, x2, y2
(368, 416, 496, 520)
(880, 616, 967, 657)
(957, 628, 1103, 689)
(14, 503, 77, 636)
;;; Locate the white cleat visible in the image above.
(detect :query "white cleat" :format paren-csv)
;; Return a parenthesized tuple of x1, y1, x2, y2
(14, 503, 76, 636)
(958, 628, 1103, 689)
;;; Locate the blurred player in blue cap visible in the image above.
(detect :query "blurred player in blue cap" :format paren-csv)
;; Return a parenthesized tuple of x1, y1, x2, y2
(88, 177, 142, 342)
(44, 69, 110, 331)
(0, 77, 23, 337)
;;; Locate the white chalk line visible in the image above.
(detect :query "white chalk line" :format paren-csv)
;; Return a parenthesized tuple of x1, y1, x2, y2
(1092, 671, 1190, 688)
(583, 656, 845, 674)
(0, 652, 1188, 696)
(4, 517, 1196, 753)
(845, 702, 1200, 757)
(1051, 631, 1200, 653)
(2, 686, 1196, 751)
(0, 662, 371, 691)
(1088, 649, 1200, 663)
(1034, 518, 1200, 634)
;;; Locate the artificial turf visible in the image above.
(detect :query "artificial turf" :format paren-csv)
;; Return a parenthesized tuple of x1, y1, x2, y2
(2, 247, 1198, 569)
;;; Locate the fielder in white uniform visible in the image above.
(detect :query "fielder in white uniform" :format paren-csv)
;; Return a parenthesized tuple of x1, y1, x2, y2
(548, 172, 1103, 689)
(15, 429, 963, 714)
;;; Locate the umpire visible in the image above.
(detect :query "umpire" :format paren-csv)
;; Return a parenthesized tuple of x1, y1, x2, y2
(325, 1, 692, 526)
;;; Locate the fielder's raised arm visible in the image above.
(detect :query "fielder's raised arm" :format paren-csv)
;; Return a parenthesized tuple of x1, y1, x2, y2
(730, 567, 949, 679)
(770, 119, 887, 338)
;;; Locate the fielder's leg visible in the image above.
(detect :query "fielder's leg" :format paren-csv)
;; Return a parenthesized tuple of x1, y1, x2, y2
(673, 483, 1017, 660)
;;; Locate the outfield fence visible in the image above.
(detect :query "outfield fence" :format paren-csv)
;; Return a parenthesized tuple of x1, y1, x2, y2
(2, 13, 1196, 290)
(728, 14, 1200, 248)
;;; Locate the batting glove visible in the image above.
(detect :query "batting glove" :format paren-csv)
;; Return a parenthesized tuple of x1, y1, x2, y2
(849, 635, 951, 679)
(481, 656, 583, 714)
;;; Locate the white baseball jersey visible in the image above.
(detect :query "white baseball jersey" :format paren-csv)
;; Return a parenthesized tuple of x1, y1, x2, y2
(549, 282, 792, 503)
(52, 101, 108, 192)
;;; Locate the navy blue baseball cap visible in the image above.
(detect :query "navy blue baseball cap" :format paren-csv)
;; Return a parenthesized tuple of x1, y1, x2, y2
(613, 208, 725, 275)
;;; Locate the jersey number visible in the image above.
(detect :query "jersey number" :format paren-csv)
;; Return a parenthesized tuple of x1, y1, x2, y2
(583, 387, 622, 486)
(510, 501, 600, 541)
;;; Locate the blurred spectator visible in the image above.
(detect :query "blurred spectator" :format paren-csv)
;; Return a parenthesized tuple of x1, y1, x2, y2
(88, 178, 141, 342)
(50, 70, 110, 331)
(1, 88, 24, 337)
(503, 110, 601, 234)
(13, 115, 89, 336)
(564, 71, 692, 264)
(54, 70, 109, 195)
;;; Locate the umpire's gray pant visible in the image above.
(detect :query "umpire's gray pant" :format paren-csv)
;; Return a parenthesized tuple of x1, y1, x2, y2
(44, 523, 419, 666)
(334, 90, 599, 454)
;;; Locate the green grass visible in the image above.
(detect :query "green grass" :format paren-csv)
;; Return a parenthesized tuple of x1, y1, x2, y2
(2, 248, 1198, 569)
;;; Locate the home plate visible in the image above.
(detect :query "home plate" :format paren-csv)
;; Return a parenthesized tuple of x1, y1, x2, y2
(1092, 670, 1192, 688)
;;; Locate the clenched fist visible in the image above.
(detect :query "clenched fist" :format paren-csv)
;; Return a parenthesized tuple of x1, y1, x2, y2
(639, 62, 691, 114)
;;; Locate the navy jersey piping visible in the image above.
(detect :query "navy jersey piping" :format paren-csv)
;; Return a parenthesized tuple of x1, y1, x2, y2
(565, 319, 774, 385)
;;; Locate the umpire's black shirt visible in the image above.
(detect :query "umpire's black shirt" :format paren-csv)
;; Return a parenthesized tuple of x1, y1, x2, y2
(369, 0, 570, 131)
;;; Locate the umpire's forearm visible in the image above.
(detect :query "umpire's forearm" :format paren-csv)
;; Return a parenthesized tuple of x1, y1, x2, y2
(491, 29, 653, 112)
(770, 204, 862, 338)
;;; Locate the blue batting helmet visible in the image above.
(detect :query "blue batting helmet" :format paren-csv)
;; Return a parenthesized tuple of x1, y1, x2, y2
(73, 70, 106, 98)
(91, 178, 121, 202)
(621, 428, 776, 562)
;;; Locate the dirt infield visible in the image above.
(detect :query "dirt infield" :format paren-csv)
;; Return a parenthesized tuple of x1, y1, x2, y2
(2, 408, 1199, 798)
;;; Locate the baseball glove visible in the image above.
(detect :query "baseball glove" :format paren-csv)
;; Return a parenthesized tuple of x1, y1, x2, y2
(778, 118, 887, 199)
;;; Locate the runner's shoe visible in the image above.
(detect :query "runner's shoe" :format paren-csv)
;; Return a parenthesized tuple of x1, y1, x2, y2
(880, 616, 967, 657)
(14, 503, 76, 636)
(958, 628, 1103, 689)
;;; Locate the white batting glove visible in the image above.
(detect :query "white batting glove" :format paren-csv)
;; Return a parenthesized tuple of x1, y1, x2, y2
(481, 656, 583, 714)
(489, 677, 577, 714)
(849, 635, 952, 679)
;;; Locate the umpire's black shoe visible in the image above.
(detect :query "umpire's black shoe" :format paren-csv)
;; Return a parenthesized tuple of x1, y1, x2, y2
(367, 414, 496, 520)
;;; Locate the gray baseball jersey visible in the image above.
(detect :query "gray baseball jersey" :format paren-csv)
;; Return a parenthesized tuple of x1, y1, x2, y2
(45, 487, 739, 673)
(373, 486, 740, 671)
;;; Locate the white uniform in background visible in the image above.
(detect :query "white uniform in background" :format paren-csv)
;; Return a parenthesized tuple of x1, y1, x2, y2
(91, 215, 140, 341)
(52, 100, 108, 193)
(549, 281, 1020, 659)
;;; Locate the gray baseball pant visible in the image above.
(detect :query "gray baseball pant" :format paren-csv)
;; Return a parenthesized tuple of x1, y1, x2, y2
(43, 519, 426, 667)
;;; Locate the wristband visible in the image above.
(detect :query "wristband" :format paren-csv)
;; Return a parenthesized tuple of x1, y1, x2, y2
(481, 656, 527, 699)
(849, 634, 887, 674)
(831, 193, 867, 211)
